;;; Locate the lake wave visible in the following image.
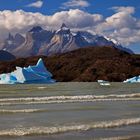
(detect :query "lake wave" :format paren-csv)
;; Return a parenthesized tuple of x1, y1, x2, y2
(0, 118, 140, 137)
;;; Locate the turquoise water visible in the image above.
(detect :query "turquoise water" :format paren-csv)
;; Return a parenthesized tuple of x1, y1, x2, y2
(0, 82, 140, 140)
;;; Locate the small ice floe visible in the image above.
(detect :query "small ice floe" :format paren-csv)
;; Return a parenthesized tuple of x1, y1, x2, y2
(123, 76, 140, 83)
(97, 80, 111, 86)
(0, 58, 55, 84)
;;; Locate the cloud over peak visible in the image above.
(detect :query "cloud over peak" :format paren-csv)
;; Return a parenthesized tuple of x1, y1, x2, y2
(95, 6, 140, 46)
(26, 0, 43, 8)
(50, 9, 102, 28)
(0, 7, 139, 47)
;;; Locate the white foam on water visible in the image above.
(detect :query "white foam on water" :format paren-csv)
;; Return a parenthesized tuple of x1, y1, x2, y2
(0, 98, 140, 106)
(0, 118, 139, 136)
(0, 93, 140, 102)
(0, 93, 139, 106)
(0, 109, 46, 113)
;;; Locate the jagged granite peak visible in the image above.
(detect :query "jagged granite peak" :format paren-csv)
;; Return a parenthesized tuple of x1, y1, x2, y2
(5, 33, 25, 47)
(29, 26, 43, 33)
(27, 26, 54, 43)
(7, 33, 14, 41)
(56, 23, 71, 34)
(0, 25, 134, 57)
(61, 23, 68, 29)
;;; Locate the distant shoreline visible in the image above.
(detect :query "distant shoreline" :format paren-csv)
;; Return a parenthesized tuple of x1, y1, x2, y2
(0, 47, 140, 82)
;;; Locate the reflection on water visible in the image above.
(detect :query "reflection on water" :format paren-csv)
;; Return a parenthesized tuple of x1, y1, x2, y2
(0, 82, 140, 140)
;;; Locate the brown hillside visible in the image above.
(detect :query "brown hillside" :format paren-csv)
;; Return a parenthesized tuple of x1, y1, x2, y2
(0, 46, 140, 82)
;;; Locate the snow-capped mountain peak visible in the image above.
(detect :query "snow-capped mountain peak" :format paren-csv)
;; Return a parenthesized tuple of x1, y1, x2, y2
(0, 25, 134, 57)
(56, 23, 71, 34)
(61, 23, 70, 30)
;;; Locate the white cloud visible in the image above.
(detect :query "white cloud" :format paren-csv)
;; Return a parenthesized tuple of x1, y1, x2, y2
(0, 9, 102, 38)
(0, 7, 139, 48)
(48, 9, 102, 28)
(26, 1, 43, 8)
(94, 6, 140, 46)
(110, 6, 135, 14)
(61, 0, 90, 9)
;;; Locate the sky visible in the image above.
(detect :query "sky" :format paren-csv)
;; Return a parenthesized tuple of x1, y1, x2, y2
(0, 0, 140, 53)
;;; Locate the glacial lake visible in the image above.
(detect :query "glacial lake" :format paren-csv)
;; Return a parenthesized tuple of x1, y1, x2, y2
(0, 82, 140, 140)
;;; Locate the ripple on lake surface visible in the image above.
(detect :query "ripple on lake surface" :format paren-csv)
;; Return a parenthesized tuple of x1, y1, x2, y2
(0, 82, 140, 139)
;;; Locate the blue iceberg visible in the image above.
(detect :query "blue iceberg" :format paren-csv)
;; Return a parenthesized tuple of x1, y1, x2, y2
(0, 58, 55, 84)
(123, 76, 140, 83)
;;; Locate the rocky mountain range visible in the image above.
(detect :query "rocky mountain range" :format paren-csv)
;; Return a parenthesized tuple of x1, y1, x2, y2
(0, 23, 133, 57)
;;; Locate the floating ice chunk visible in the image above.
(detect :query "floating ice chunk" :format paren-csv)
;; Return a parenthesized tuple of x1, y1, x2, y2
(26, 58, 53, 78)
(123, 76, 140, 83)
(0, 73, 17, 84)
(0, 58, 55, 84)
(97, 80, 111, 86)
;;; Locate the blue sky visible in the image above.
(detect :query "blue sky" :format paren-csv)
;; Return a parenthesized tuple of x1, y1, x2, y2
(0, 0, 140, 53)
(0, 0, 139, 16)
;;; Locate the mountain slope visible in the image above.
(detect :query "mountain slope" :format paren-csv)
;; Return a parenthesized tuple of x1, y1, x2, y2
(0, 50, 16, 61)
(0, 46, 139, 82)
(0, 24, 133, 57)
